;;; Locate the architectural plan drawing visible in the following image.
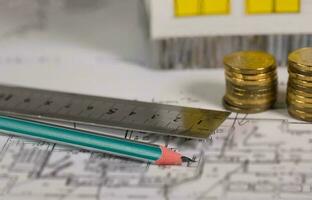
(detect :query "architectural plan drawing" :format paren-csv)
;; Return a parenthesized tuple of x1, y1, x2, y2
(0, 24, 310, 199)
(1, 114, 312, 200)
(0, 65, 310, 199)
(0, 1, 311, 199)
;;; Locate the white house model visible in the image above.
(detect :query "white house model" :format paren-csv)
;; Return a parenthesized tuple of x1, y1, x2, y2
(149, 0, 312, 39)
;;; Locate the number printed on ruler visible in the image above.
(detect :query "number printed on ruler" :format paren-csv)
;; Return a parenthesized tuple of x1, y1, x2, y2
(0, 85, 230, 139)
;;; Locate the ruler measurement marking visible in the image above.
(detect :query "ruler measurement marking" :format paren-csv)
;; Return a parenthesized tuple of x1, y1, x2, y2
(100, 103, 117, 120)
(15, 94, 33, 109)
(20, 92, 33, 110)
(12, 93, 29, 109)
(81, 102, 97, 118)
(52, 97, 70, 114)
(59, 100, 74, 115)
(5, 93, 19, 108)
(0, 85, 230, 139)
(97, 103, 113, 120)
(37, 95, 53, 113)
(108, 103, 128, 122)
(87, 101, 107, 119)
(120, 105, 137, 122)
(75, 100, 91, 117)
(22, 93, 35, 111)
(1, 90, 14, 107)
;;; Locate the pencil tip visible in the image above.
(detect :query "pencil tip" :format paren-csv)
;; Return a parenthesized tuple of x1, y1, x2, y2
(155, 146, 183, 165)
(181, 156, 196, 163)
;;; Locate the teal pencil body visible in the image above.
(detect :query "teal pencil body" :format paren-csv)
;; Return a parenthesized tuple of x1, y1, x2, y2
(0, 115, 162, 163)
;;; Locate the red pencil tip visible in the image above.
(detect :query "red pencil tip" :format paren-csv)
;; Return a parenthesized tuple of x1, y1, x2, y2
(155, 146, 182, 165)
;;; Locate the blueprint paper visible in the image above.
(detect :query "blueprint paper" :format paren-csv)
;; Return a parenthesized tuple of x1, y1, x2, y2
(1, 63, 311, 200)
(1, 112, 312, 200)
(0, 0, 311, 199)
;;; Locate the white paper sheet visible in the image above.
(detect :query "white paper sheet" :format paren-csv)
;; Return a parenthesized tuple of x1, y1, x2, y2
(1, 55, 312, 200)
(0, 1, 312, 199)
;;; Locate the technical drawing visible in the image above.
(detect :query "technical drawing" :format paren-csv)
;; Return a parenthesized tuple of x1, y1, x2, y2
(1, 114, 312, 200)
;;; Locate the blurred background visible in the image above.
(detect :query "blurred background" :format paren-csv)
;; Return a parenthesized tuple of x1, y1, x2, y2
(0, 0, 152, 69)
(1, 0, 311, 70)
(1, 2, 312, 200)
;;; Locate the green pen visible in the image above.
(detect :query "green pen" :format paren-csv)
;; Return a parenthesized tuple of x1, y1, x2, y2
(0, 115, 193, 165)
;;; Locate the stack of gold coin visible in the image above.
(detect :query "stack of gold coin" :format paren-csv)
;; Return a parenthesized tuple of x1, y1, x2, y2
(223, 51, 278, 113)
(287, 47, 312, 121)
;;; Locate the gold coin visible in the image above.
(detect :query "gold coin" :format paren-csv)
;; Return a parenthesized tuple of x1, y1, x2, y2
(288, 48, 312, 70)
(288, 80, 312, 92)
(226, 90, 276, 99)
(223, 97, 272, 113)
(226, 76, 278, 87)
(225, 71, 277, 82)
(287, 85, 312, 98)
(226, 81, 277, 93)
(224, 94, 276, 106)
(226, 74, 277, 85)
(225, 70, 276, 81)
(226, 86, 276, 98)
(287, 94, 312, 109)
(288, 105, 312, 122)
(223, 98, 250, 113)
(288, 70, 312, 82)
(290, 78, 312, 87)
(224, 51, 276, 75)
(288, 62, 312, 76)
(287, 99, 312, 112)
(287, 90, 312, 103)
(226, 84, 277, 97)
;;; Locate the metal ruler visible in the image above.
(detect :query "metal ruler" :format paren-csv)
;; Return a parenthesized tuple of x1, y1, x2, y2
(0, 85, 230, 139)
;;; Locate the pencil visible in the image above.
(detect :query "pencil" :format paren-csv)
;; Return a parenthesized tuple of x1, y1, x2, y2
(0, 115, 194, 165)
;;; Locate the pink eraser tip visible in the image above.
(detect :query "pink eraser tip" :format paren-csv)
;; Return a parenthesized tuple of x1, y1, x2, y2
(155, 146, 182, 165)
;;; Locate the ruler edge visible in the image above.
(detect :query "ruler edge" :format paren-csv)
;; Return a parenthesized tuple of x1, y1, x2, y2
(0, 84, 231, 139)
